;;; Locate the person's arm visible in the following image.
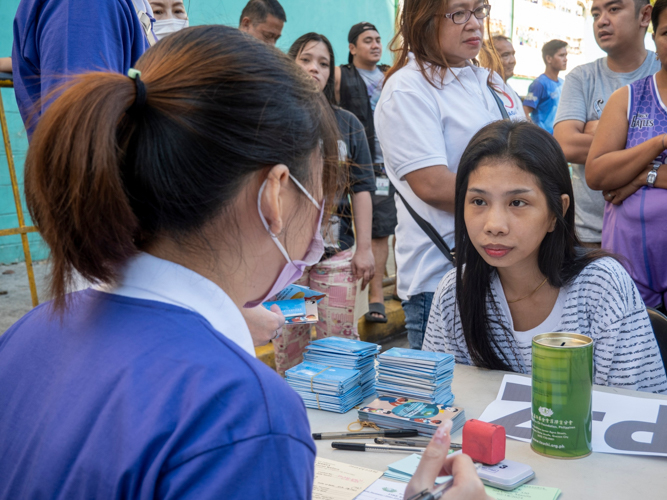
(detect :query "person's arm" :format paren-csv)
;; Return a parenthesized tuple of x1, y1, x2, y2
(346, 112, 375, 289)
(351, 191, 374, 289)
(522, 79, 543, 124)
(403, 167, 457, 213)
(595, 285, 667, 393)
(554, 120, 594, 164)
(376, 90, 455, 212)
(0, 57, 11, 73)
(553, 68, 594, 164)
(334, 66, 341, 104)
(605, 162, 667, 204)
(522, 105, 534, 121)
(422, 283, 446, 353)
(586, 87, 664, 191)
(38, 0, 145, 115)
(405, 420, 490, 500)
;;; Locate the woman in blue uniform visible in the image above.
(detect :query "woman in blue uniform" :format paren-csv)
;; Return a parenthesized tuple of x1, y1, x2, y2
(0, 26, 484, 500)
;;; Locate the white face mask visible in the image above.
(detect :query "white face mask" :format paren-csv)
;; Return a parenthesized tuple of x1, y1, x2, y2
(153, 18, 189, 40)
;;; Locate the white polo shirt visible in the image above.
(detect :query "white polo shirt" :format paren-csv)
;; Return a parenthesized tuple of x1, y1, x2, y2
(375, 53, 525, 299)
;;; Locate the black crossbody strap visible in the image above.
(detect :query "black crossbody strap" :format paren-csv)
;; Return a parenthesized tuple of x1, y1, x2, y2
(395, 190, 455, 264)
(488, 83, 511, 120)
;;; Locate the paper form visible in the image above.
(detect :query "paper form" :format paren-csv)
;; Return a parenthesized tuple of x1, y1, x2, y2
(313, 457, 384, 500)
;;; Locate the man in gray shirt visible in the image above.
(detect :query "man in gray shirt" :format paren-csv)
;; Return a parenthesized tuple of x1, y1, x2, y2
(554, 0, 658, 245)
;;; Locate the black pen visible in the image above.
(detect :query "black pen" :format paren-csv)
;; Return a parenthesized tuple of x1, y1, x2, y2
(312, 429, 418, 440)
(332, 442, 427, 453)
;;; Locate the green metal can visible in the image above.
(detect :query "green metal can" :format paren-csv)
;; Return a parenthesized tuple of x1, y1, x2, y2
(531, 333, 593, 459)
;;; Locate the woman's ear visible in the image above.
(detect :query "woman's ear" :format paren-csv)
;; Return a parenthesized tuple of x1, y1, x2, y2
(561, 194, 571, 217)
(548, 194, 571, 233)
(260, 164, 290, 236)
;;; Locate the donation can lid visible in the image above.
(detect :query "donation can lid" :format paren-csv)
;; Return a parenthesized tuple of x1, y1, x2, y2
(533, 332, 592, 348)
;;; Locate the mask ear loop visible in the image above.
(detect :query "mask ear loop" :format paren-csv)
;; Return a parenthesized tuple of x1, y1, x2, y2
(289, 174, 322, 210)
(258, 180, 293, 264)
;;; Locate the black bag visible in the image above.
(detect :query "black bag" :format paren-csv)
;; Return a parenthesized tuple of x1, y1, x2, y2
(391, 83, 511, 265)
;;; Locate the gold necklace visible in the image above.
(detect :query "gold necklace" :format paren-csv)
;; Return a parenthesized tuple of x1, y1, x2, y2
(506, 277, 549, 304)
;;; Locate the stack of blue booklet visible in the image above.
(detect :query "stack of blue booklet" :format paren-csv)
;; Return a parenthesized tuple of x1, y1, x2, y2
(285, 361, 362, 413)
(303, 337, 380, 398)
(376, 348, 456, 405)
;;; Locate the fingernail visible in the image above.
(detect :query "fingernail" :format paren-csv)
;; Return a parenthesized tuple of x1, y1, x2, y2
(434, 420, 452, 444)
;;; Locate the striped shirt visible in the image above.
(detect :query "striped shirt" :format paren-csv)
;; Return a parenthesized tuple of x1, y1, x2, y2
(423, 257, 667, 394)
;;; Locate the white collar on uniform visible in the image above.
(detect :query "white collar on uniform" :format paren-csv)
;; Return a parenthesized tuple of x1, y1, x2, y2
(131, 0, 154, 16)
(97, 252, 255, 357)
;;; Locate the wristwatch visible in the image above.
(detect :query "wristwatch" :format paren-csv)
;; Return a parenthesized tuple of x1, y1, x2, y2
(647, 164, 661, 188)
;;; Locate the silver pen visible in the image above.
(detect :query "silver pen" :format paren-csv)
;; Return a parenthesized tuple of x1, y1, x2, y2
(331, 442, 427, 453)
(374, 437, 462, 449)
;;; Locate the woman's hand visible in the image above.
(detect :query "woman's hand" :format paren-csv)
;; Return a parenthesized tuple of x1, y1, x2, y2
(603, 164, 651, 205)
(351, 246, 375, 290)
(241, 304, 285, 347)
(404, 421, 490, 500)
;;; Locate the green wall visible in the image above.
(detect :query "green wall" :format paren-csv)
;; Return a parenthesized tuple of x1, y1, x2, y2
(0, 0, 396, 264)
(189, 0, 396, 65)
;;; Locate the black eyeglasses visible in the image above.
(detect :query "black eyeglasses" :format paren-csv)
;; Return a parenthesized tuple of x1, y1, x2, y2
(444, 4, 491, 25)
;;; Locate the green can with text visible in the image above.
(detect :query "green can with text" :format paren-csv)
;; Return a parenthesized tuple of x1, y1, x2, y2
(531, 333, 593, 459)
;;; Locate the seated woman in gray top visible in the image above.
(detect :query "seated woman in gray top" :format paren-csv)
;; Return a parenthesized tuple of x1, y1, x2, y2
(423, 120, 667, 395)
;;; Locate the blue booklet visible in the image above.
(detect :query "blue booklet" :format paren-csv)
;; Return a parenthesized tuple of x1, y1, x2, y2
(376, 348, 456, 405)
(379, 348, 455, 366)
(263, 285, 326, 324)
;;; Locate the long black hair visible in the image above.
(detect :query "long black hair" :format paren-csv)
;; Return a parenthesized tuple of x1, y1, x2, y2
(288, 33, 336, 105)
(454, 120, 609, 370)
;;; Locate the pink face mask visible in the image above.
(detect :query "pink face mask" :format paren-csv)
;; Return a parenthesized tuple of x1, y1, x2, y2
(244, 174, 325, 308)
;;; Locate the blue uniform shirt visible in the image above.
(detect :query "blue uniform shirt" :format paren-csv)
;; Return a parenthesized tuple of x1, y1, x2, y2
(523, 73, 564, 134)
(0, 290, 316, 499)
(12, 0, 149, 135)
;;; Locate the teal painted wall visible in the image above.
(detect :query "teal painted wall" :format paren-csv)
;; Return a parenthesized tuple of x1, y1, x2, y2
(0, 0, 396, 264)
(187, 0, 397, 66)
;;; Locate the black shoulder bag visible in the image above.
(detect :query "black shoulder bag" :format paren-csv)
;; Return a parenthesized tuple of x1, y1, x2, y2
(392, 83, 511, 265)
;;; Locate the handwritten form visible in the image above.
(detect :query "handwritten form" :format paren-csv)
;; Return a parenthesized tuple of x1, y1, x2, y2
(313, 457, 383, 500)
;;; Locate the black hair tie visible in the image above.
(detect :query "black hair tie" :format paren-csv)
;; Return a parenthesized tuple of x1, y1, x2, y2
(126, 68, 147, 114)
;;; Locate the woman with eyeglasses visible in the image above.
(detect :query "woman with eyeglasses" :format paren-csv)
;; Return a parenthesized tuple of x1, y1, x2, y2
(375, 0, 525, 351)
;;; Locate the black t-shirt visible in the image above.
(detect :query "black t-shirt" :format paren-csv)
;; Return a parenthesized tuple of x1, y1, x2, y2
(333, 107, 376, 250)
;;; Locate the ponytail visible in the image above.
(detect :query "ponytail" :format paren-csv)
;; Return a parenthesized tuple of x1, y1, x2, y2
(25, 73, 141, 308)
(25, 26, 342, 310)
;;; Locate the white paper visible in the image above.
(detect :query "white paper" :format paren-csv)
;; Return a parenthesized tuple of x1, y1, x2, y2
(355, 479, 407, 499)
(478, 374, 667, 457)
(313, 457, 384, 500)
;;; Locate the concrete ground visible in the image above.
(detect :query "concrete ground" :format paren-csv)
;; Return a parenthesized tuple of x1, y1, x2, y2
(0, 259, 50, 335)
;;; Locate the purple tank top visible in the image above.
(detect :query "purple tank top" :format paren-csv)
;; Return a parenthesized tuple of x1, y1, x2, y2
(601, 74, 667, 308)
(626, 74, 667, 158)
